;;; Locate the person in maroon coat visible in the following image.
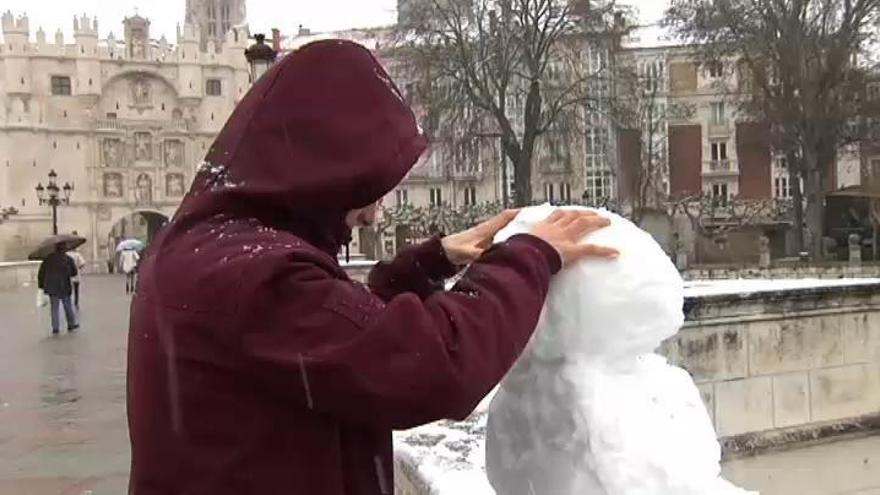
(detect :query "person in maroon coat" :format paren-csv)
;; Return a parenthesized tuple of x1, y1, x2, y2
(126, 40, 617, 495)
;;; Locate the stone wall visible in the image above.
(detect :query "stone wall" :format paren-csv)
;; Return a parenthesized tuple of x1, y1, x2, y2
(660, 283, 880, 457)
(0, 261, 39, 291)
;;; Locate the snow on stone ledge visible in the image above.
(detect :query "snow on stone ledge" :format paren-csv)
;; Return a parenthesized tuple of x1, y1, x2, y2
(393, 391, 496, 495)
(683, 278, 880, 298)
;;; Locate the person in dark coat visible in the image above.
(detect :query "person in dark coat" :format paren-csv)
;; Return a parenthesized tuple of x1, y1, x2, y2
(126, 40, 617, 495)
(37, 244, 80, 334)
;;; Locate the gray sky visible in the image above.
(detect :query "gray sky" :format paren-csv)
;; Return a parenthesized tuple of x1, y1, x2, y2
(1, 0, 667, 41)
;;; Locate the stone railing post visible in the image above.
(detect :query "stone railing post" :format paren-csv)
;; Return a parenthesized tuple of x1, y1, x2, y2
(758, 235, 771, 269)
(849, 233, 862, 266)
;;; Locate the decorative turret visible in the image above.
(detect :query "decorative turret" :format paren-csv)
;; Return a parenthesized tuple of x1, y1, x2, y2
(177, 22, 202, 100)
(2, 11, 32, 95)
(74, 14, 100, 95)
(74, 14, 99, 58)
(36, 27, 46, 45)
(123, 14, 151, 60)
(1, 11, 29, 37)
(54, 28, 64, 46)
(73, 14, 99, 38)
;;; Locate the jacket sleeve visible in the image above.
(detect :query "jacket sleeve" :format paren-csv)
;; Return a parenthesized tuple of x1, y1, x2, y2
(241, 234, 561, 430)
(67, 256, 78, 278)
(367, 236, 459, 301)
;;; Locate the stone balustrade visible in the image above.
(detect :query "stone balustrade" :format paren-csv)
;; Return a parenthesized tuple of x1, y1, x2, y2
(0, 261, 40, 291)
(665, 279, 880, 458)
(683, 263, 880, 281)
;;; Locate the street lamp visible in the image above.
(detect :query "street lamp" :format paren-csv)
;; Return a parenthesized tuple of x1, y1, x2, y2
(245, 33, 278, 83)
(35, 169, 73, 235)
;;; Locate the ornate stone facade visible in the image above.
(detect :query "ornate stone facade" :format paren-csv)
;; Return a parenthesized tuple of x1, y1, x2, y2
(0, 8, 250, 265)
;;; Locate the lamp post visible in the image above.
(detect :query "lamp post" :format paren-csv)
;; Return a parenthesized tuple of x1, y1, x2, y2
(35, 169, 73, 235)
(244, 33, 278, 83)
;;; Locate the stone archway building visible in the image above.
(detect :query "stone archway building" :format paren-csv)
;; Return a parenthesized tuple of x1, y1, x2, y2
(0, 6, 250, 268)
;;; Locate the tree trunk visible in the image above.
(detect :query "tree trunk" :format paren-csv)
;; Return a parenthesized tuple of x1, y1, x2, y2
(512, 152, 532, 207)
(500, 153, 509, 208)
(802, 149, 826, 261)
(789, 151, 805, 256)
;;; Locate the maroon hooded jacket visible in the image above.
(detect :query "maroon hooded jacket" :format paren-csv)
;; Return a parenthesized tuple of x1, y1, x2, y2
(127, 40, 561, 495)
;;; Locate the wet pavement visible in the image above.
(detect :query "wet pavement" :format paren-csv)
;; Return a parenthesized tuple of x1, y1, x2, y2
(0, 276, 130, 495)
(1, 276, 879, 495)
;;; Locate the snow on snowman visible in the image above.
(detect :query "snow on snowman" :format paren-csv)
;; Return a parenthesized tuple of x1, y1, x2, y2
(485, 204, 756, 495)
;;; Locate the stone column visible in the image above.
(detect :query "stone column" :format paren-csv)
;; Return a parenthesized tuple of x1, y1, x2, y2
(672, 233, 688, 271)
(849, 234, 862, 266)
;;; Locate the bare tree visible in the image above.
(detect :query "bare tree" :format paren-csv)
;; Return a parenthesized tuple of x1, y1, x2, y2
(395, 0, 624, 206)
(670, 194, 792, 243)
(666, 0, 880, 259)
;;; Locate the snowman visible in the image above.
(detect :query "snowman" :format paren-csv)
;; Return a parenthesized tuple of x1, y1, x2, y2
(485, 205, 755, 495)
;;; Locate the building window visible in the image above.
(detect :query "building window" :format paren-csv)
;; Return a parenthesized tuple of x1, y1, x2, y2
(707, 61, 724, 78)
(584, 171, 611, 204)
(710, 102, 726, 125)
(395, 189, 408, 206)
(463, 186, 477, 206)
(50, 76, 71, 95)
(544, 183, 555, 202)
(560, 182, 572, 202)
(710, 141, 728, 161)
(429, 187, 443, 206)
(206, 79, 222, 96)
(711, 182, 729, 201)
(774, 176, 792, 199)
(585, 126, 609, 170)
(775, 156, 789, 171)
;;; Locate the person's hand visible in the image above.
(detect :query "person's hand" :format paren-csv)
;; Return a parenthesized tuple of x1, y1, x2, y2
(528, 210, 618, 266)
(441, 209, 520, 265)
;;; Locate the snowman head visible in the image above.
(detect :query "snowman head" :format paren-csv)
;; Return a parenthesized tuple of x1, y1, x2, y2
(494, 205, 684, 361)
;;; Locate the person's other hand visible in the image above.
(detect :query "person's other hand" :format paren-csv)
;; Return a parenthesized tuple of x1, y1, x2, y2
(529, 210, 618, 266)
(441, 209, 520, 265)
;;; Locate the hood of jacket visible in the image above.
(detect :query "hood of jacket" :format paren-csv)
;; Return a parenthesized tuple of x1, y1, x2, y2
(173, 39, 427, 256)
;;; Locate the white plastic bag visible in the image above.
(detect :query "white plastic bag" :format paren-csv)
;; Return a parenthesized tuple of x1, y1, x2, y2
(35, 289, 48, 308)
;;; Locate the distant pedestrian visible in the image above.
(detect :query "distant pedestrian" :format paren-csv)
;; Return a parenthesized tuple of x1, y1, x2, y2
(37, 244, 80, 335)
(67, 239, 87, 309)
(120, 249, 140, 294)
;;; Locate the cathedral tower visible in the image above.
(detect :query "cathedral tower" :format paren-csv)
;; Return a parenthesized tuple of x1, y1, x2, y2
(185, 0, 247, 52)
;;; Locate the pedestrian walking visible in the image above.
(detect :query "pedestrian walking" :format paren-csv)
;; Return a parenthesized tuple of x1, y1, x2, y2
(120, 248, 140, 294)
(37, 244, 80, 335)
(127, 40, 617, 495)
(67, 240, 87, 309)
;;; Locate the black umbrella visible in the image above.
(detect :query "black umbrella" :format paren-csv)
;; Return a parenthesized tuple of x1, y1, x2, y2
(28, 234, 87, 260)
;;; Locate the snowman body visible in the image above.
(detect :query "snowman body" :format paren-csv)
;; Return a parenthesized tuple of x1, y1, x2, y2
(485, 205, 754, 495)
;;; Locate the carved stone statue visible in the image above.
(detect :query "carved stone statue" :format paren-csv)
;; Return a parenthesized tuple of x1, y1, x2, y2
(102, 139, 122, 167)
(132, 37, 146, 59)
(132, 78, 151, 105)
(135, 173, 153, 203)
(103, 173, 123, 198)
(135, 132, 152, 161)
(164, 140, 183, 167)
(166, 173, 185, 197)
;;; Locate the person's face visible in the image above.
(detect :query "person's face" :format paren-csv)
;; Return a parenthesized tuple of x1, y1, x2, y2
(345, 200, 381, 228)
